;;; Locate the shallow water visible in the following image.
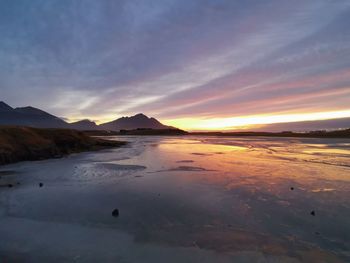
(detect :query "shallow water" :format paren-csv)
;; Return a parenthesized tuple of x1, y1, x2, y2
(0, 136, 349, 262)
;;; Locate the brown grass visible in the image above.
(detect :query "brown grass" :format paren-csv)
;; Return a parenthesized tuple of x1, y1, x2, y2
(0, 126, 126, 165)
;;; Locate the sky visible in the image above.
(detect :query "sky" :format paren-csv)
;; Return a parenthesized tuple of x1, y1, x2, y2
(1, 0, 350, 130)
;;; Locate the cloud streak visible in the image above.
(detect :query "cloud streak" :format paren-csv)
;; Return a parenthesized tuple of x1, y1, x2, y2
(0, 0, 350, 129)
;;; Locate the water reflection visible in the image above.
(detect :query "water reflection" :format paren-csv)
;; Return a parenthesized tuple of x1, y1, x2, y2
(0, 136, 349, 262)
(113, 136, 350, 262)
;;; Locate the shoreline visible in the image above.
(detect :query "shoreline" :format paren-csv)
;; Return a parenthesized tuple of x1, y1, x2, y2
(0, 126, 126, 166)
(1, 126, 349, 166)
(84, 128, 350, 139)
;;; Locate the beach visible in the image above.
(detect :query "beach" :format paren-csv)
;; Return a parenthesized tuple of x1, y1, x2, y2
(0, 136, 349, 262)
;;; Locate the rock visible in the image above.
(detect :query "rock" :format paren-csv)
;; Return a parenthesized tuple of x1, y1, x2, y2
(39, 183, 43, 187)
(112, 209, 119, 217)
(290, 187, 294, 190)
(8, 184, 13, 188)
(310, 210, 315, 216)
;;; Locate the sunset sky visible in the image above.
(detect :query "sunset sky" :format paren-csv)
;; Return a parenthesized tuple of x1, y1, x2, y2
(1, 0, 350, 130)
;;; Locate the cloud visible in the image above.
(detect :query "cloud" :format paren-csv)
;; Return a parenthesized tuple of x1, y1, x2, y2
(0, 0, 349, 127)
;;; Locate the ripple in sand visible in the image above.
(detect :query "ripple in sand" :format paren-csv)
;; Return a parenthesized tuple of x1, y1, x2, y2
(191, 153, 212, 156)
(0, 170, 17, 176)
(156, 166, 216, 172)
(176, 160, 194, 163)
(96, 163, 147, 171)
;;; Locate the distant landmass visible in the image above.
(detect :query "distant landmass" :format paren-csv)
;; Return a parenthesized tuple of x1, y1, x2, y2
(1, 101, 349, 133)
(0, 101, 172, 131)
(69, 119, 100, 130)
(0, 102, 68, 128)
(191, 129, 350, 138)
(244, 117, 350, 132)
(99, 113, 171, 130)
(84, 128, 188, 136)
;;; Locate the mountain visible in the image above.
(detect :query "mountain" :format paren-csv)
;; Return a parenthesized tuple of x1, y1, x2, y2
(0, 102, 172, 131)
(0, 101, 13, 111)
(0, 102, 69, 128)
(99, 113, 171, 131)
(70, 119, 99, 130)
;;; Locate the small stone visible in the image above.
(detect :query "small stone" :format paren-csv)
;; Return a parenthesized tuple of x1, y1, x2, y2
(39, 183, 43, 187)
(290, 187, 294, 190)
(8, 184, 13, 188)
(310, 210, 315, 216)
(112, 209, 119, 217)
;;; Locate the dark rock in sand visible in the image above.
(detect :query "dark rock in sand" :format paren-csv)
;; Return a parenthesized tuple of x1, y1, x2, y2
(290, 187, 294, 190)
(112, 209, 119, 217)
(39, 183, 43, 187)
(310, 210, 315, 216)
(8, 184, 13, 188)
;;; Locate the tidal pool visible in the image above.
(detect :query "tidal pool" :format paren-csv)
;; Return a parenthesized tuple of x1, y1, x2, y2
(0, 136, 349, 262)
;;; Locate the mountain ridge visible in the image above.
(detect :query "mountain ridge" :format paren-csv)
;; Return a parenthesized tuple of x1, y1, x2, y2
(99, 113, 170, 130)
(0, 101, 13, 111)
(0, 101, 172, 131)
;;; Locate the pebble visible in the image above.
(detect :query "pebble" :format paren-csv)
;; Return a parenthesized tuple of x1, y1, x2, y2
(112, 209, 119, 217)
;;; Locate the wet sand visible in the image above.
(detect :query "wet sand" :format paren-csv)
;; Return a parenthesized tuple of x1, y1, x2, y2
(0, 136, 349, 262)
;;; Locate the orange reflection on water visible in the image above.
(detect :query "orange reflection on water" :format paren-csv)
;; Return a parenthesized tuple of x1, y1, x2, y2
(155, 137, 350, 192)
(109, 136, 350, 261)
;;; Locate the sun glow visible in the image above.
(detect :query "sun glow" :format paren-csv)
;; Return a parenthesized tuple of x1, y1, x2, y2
(163, 110, 350, 131)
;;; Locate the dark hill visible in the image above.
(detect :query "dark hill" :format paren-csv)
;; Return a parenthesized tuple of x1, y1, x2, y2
(0, 103, 69, 128)
(99, 113, 171, 131)
(0, 102, 173, 131)
(70, 119, 99, 130)
(0, 101, 13, 111)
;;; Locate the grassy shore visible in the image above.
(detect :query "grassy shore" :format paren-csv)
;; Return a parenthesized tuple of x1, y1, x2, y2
(0, 126, 126, 165)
